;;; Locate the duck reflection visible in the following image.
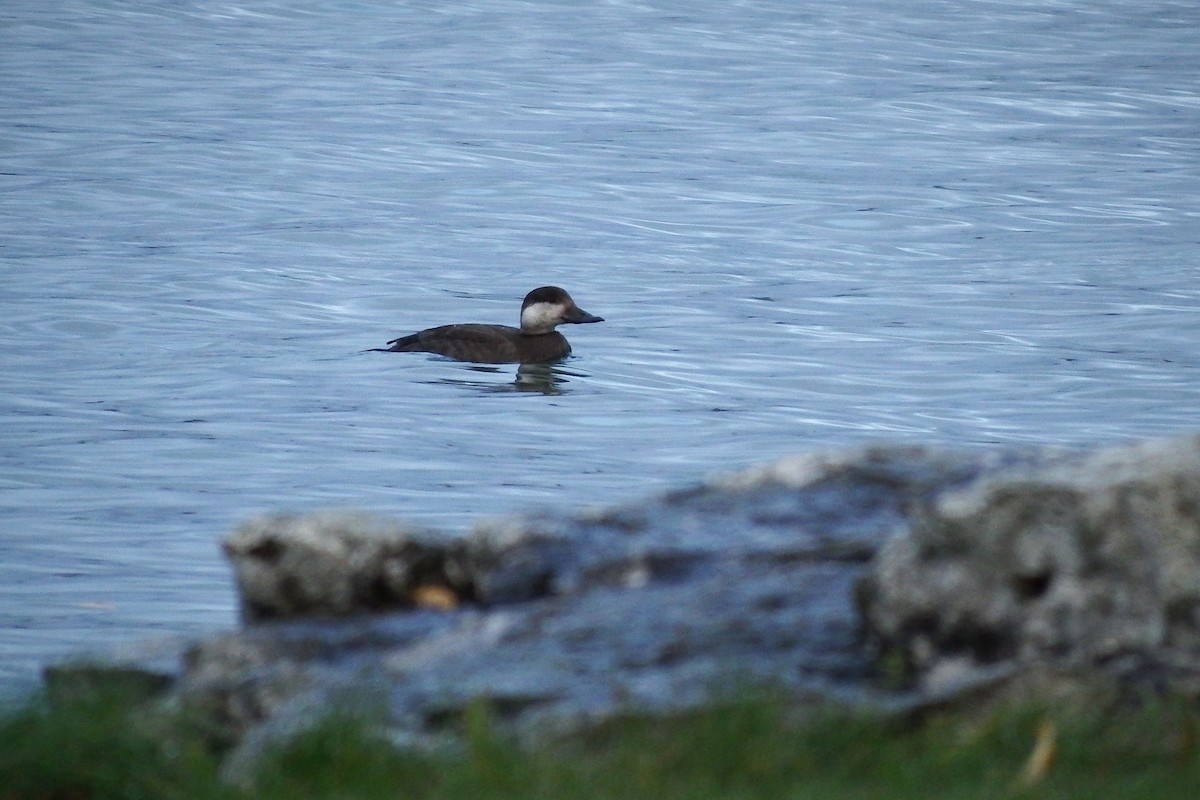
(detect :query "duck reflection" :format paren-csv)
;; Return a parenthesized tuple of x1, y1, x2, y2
(431, 362, 585, 395)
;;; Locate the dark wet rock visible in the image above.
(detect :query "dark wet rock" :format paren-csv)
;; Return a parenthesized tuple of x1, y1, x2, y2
(46, 435, 1200, 773)
(223, 445, 1016, 620)
(223, 512, 469, 621)
(858, 434, 1200, 687)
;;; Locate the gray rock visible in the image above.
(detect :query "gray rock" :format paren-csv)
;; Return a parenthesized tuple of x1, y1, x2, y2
(46, 434, 1200, 771)
(858, 434, 1200, 683)
(223, 512, 466, 621)
(197, 443, 1002, 754)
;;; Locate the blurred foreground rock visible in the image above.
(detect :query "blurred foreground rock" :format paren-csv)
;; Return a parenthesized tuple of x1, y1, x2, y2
(858, 433, 1200, 690)
(49, 434, 1200, 771)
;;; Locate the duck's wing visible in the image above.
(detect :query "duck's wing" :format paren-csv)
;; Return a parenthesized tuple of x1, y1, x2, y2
(384, 324, 522, 363)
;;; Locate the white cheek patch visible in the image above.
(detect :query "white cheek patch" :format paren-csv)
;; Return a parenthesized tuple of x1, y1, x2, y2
(520, 302, 560, 330)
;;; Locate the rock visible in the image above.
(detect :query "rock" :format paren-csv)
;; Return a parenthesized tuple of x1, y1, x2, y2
(45, 434, 1200, 769)
(858, 434, 1200, 683)
(196, 443, 1003, 757)
(223, 512, 469, 621)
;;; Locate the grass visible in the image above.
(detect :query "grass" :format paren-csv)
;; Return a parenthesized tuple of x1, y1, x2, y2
(1, 679, 1197, 800)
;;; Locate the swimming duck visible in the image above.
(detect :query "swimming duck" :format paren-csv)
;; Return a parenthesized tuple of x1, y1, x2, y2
(375, 286, 603, 364)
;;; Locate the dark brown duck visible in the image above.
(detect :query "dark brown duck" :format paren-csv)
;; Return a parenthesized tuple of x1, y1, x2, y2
(374, 286, 603, 364)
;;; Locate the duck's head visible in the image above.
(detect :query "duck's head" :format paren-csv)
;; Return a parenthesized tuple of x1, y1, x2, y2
(518, 286, 604, 334)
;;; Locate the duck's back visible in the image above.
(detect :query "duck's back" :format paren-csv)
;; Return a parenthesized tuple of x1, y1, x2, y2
(385, 323, 570, 364)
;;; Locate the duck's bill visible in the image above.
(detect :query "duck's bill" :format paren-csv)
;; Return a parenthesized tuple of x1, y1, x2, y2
(565, 308, 604, 324)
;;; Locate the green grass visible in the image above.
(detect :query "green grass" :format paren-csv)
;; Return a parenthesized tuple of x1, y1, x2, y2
(1, 680, 1197, 800)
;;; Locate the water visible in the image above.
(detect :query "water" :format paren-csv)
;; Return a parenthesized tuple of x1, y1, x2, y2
(2, 0, 1198, 691)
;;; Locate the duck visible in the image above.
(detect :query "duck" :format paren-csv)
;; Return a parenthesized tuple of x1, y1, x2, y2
(374, 286, 603, 364)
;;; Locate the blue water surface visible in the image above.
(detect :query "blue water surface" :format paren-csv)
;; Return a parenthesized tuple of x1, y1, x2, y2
(2, 0, 1198, 689)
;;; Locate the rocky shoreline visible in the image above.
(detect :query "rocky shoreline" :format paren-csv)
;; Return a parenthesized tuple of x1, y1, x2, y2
(50, 433, 1200, 771)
